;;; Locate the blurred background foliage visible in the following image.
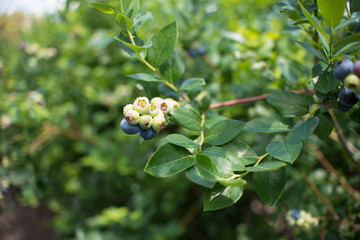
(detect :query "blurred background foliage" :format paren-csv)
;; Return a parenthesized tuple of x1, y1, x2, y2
(1, 0, 359, 239)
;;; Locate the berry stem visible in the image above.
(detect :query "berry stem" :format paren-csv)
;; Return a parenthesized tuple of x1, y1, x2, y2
(119, 0, 125, 14)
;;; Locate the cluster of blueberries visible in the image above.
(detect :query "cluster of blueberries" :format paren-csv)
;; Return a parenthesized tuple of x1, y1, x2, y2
(286, 209, 319, 230)
(120, 96, 179, 140)
(333, 59, 360, 112)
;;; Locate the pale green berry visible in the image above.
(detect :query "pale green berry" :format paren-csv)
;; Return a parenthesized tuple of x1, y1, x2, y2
(152, 115, 166, 132)
(123, 104, 134, 116)
(165, 98, 179, 112)
(125, 110, 140, 125)
(133, 97, 150, 115)
(155, 100, 169, 114)
(148, 105, 160, 117)
(150, 97, 163, 106)
(345, 74, 360, 89)
(139, 115, 153, 129)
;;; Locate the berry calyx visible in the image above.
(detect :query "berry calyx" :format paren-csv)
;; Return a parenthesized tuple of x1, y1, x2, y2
(133, 97, 150, 115)
(125, 110, 140, 125)
(139, 115, 153, 129)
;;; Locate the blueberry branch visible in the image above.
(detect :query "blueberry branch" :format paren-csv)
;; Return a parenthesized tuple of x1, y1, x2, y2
(199, 113, 206, 147)
(209, 90, 314, 109)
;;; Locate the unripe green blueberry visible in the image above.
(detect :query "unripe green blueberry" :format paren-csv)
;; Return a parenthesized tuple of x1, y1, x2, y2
(133, 97, 150, 115)
(150, 97, 163, 106)
(139, 115, 153, 129)
(152, 115, 166, 132)
(148, 105, 160, 117)
(155, 100, 169, 114)
(123, 104, 134, 116)
(165, 98, 179, 112)
(125, 110, 140, 125)
(345, 74, 360, 89)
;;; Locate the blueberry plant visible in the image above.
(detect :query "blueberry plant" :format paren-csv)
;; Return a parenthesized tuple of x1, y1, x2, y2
(91, 0, 360, 218)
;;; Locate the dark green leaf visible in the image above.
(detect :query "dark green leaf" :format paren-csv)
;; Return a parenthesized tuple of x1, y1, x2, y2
(244, 118, 290, 133)
(127, 73, 162, 82)
(163, 134, 201, 148)
(333, 33, 360, 50)
(350, 107, 360, 124)
(317, 0, 345, 27)
(179, 78, 206, 91)
(314, 112, 334, 139)
(115, 13, 133, 31)
(204, 184, 244, 211)
(194, 154, 218, 182)
(204, 115, 227, 129)
(203, 147, 242, 175)
(185, 167, 216, 188)
(205, 119, 245, 145)
(296, 41, 327, 63)
(144, 143, 195, 177)
(315, 70, 341, 94)
(224, 137, 258, 166)
(312, 62, 324, 78)
(266, 133, 303, 164)
(253, 168, 287, 206)
(147, 22, 178, 67)
(350, 0, 360, 13)
(245, 159, 287, 172)
(159, 49, 185, 84)
(90, 3, 118, 15)
(267, 91, 309, 117)
(293, 117, 319, 140)
(125, 0, 139, 20)
(170, 107, 201, 131)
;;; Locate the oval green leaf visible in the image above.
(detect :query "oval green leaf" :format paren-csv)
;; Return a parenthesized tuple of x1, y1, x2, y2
(185, 167, 216, 188)
(244, 118, 289, 133)
(163, 134, 201, 148)
(204, 184, 244, 211)
(170, 107, 202, 131)
(266, 133, 303, 164)
(127, 73, 162, 82)
(115, 13, 133, 31)
(179, 78, 206, 91)
(90, 3, 118, 15)
(204, 119, 245, 145)
(318, 0, 345, 27)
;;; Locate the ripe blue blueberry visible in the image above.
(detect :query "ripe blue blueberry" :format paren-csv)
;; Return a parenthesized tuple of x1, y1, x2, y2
(333, 59, 354, 81)
(355, 22, 360, 33)
(354, 61, 360, 78)
(339, 88, 359, 106)
(337, 102, 353, 112)
(120, 118, 140, 135)
(291, 209, 301, 220)
(139, 128, 157, 140)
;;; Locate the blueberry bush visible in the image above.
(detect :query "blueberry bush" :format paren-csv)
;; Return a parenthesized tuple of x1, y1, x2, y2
(1, 0, 360, 239)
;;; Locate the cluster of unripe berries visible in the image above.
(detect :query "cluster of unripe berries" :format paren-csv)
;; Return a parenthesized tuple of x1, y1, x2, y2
(120, 96, 179, 140)
(333, 59, 360, 112)
(286, 209, 319, 230)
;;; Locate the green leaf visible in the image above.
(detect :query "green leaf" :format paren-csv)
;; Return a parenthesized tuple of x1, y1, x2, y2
(170, 107, 201, 131)
(144, 143, 195, 177)
(253, 168, 287, 206)
(224, 137, 258, 166)
(293, 117, 319, 141)
(266, 133, 303, 164)
(315, 70, 341, 94)
(159, 49, 185, 84)
(205, 119, 245, 145)
(114, 36, 152, 54)
(245, 159, 287, 172)
(318, 0, 345, 27)
(125, 0, 139, 20)
(203, 147, 242, 175)
(298, 2, 329, 42)
(218, 178, 247, 187)
(147, 22, 178, 67)
(244, 118, 290, 133)
(132, 11, 153, 32)
(204, 115, 227, 129)
(185, 167, 216, 188)
(314, 112, 334, 139)
(267, 91, 309, 117)
(204, 184, 244, 211)
(350, 107, 360, 124)
(296, 41, 327, 63)
(115, 13, 133, 31)
(163, 134, 201, 148)
(350, 0, 360, 13)
(195, 154, 218, 182)
(333, 33, 360, 52)
(127, 73, 162, 82)
(90, 3, 118, 15)
(179, 78, 206, 91)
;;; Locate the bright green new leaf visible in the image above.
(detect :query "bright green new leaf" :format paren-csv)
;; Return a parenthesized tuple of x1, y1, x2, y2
(163, 134, 201, 148)
(144, 144, 195, 177)
(244, 118, 289, 133)
(90, 3, 118, 15)
(318, 0, 345, 27)
(266, 133, 303, 164)
(245, 159, 286, 172)
(204, 184, 244, 211)
(115, 13, 133, 31)
(293, 117, 319, 141)
(125, 0, 140, 20)
(170, 107, 202, 131)
(185, 167, 216, 188)
(114, 36, 152, 53)
(159, 49, 185, 84)
(253, 168, 287, 206)
(205, 119, 245, 145)
(267, 91, 309, 117)
(218, 178, 247, 187)
(147, 22, 178, 67)
(127, 73, 162, 82)
(179, 78, 206, 91)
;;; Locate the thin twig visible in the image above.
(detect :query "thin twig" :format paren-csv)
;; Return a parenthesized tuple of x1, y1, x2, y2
(209, 90, 314, 109)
